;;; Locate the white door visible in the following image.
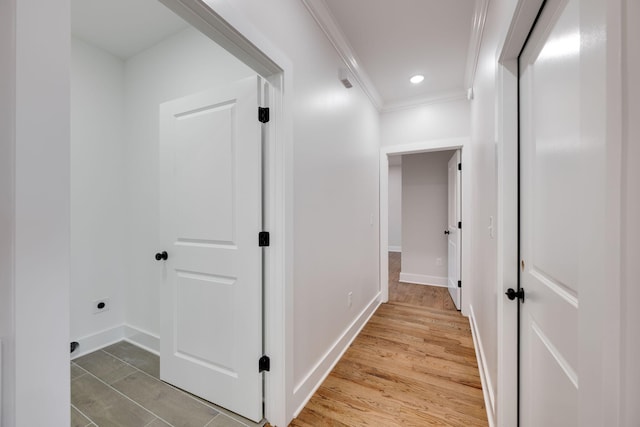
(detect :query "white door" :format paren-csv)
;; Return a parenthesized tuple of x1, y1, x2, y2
(447, 150, 461, 310)
(519, 0, 580, 425)
(159, 76, 264, 422)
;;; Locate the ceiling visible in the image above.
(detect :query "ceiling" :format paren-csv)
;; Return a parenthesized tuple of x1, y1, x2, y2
(305, 0, 484, 111)
(71, 0, 189, 59)
(71, 0, 484, 110)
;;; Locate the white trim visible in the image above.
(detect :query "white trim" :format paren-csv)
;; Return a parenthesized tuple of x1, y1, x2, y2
(398, 273, 448, 287)
(469, 305, 496, 427)
(464, 0, 489, 91)
(70, 324, 162, 360)
(388, 246, 402, 253)
(135, 2, 293, 425)
(498, 0, 545, 63)
(123, 325, 160, 355)
(159, 0, 281, 77)
(493, 2, 546, 425)
(291, 294, 381, 418)
(300, 0, 487, 114)
(381, 137, 468, 156)
(495, 56, 519, 427)
(380, 138, 472, 316)
(300, 0, 383, 110)
(70, 325, 126, 360)
(0, 339, 2, 422)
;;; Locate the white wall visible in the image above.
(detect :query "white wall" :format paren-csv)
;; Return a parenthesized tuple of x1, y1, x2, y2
(380, 99, 470, 147)
(69, 28, 254, 351)
(214, 0, 381, 419)
(5, 0, 71, 424)
(400, 151, 451, 286)
(70, 38, 127, 346)
(123, 28, 254, 337)
(388, 164, 402, 250)
(467, 1, 520, 422)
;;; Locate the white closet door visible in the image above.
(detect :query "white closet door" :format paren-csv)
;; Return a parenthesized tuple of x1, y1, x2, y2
(159, 76, 264, 422)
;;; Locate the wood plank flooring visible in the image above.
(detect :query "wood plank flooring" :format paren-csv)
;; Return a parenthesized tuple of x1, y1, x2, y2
(289, 253, 487, 426)
(388, 252, 457, 311)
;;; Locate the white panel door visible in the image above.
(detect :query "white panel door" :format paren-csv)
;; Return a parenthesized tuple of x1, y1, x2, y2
(519, 0, 580, 425)
(447, 150, 461, 310)
(159, 76, 264, 422)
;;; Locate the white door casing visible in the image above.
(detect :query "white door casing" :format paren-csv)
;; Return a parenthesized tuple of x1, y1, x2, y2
(447, 150, 461, 310)
(159, 76, 264, 422)
(519, 0, 580, 425)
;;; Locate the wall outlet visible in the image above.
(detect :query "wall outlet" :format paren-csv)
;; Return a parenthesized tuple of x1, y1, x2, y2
(436, 257, 443, 266)
(347, 292, 353, 308)
(93, 298, 110, 314)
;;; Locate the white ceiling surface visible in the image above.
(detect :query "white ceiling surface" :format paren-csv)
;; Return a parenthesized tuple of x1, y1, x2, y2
(320, 0, 476, 108)
(71, 0, 189, 59)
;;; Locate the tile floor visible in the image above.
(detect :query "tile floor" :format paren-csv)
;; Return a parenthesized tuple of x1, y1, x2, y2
(71, 341, 266, 427)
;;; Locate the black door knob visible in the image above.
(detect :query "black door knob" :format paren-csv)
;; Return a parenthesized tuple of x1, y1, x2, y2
(505, 287, 525, 302)
(444, 230, 450, 235)
(155, 251, 168, 261)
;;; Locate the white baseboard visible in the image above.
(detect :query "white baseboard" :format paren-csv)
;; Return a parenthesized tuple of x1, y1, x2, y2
(468, 305, 496, 427)
(71, 325, 126, 360)
(292, 294, 381, 418)
(398, 272, 448, 287)
(388, 246, 402, 253)
(71, 324, 160, 359)
(124, 325, 160, 356)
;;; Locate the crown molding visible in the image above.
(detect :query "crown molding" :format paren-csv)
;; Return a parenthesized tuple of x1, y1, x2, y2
(302, 0, 486, 112)
(381, 89, 468, 114)
(465, 0, 490, 91)
(301, 0, 384, 110)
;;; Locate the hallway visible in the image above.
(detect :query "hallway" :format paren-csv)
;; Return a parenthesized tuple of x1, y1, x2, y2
(289, 254, 487, 426)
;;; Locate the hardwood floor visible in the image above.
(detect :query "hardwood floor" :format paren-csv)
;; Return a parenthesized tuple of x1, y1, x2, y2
(289, 253, 487, 426)
(388, 252, 457, 311)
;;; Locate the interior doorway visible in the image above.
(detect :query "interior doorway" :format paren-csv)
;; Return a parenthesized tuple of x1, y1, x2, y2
(379, 138, 470, 315)
(69, 0, 286, 423)
(386, 150, 460, 310)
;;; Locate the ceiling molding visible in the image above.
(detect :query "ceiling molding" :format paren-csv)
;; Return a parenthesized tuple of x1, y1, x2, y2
(464, 0, 489, 91)
(381, 89, 468, 114)
(301, 0, 384, 110)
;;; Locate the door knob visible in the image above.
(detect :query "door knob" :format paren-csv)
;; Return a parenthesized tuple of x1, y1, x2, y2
(505, 288, 525, 302)
(444, 230, 450, 235)
(155, 251, 168, 261)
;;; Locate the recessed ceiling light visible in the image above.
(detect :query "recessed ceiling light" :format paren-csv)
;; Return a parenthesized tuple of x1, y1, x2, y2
(410, 74, 424, 84)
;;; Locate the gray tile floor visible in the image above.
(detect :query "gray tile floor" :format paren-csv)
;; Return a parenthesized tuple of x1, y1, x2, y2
(71, 341, 266, 427)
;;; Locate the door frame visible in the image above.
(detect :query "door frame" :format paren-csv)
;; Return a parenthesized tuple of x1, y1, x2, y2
(496, 0, 624, 425)
(379, 138, 471, 316)
(140, 1, 294, 425)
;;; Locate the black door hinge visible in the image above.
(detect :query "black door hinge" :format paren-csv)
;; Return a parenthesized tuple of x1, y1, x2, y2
(259, 231, 270, 247)
(458, 280, 462, 288)
(258, 107, 270, 123)
(458, 221, 462, 229)
(458, 163, 462, 171)
(259, 355, 270, 372)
